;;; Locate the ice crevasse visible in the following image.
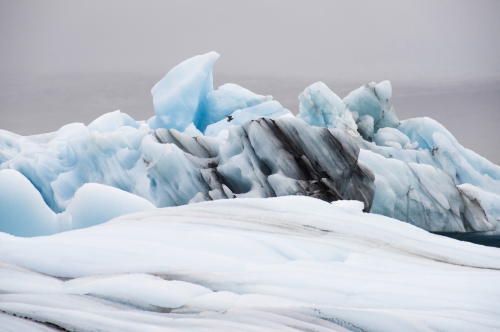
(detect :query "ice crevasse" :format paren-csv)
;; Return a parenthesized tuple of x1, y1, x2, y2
(0, 51, 499, 237)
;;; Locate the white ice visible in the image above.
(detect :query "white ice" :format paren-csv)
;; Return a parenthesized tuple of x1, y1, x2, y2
(0, 196, 499, 331)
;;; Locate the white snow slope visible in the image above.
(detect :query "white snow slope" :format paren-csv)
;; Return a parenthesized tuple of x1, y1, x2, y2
(0, 196, 499, 331)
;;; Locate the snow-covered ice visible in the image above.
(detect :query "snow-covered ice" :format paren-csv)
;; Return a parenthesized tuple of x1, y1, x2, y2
(0, 196, 499, 331)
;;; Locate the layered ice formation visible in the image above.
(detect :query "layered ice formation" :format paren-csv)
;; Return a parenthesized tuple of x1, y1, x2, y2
(1, 51, 500, 238)
(1, 197, 500, 331)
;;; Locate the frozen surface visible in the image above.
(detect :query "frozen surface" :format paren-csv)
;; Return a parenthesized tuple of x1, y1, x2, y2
(206, 83, 273, 124)
(0, 114, 374, 237)
(343, 80, 399, 140)
(1, 51, 500, 238)
(359, 150, 494, 232)
(0, 197, 499, 331)
(291, 78, 500, 234)
(0, 169, 155, 237)
(0, 169, 61, 237)
(373, 127, 414, 149)
(88, 110, 139, 133)
(355, 116, 500, 233)
(331, 199, 365, 212)
(204, 100, 291, 137)
(298, 82, 358, 137)
(149, 51, 219, 132)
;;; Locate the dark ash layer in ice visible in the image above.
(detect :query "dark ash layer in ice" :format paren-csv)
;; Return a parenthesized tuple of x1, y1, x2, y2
(154, 117, 375, 212)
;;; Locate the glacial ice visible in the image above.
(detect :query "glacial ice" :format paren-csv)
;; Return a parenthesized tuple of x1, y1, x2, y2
(204, 100, 291, 138)
(359, 150, 494, 232)
(0, 169, 62, 237)
(88, 110, 139, 133)
(343, 80, 399, 140)
(298, 81, 359, 137)
(0, 169, 155, 237)
(206, 83, 273, 124)
(373, 127, 415, 149)
(356, 116, 500, 232)
(294, 77, 500, 234)
(1, 51, 500, 238)
(0, 197, 499, 331)
(1, 51, 500, 330)
(149, 51, 220, 132)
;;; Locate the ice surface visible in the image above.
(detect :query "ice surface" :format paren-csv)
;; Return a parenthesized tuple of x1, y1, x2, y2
(206, 83, 273, 124)
(0, 169, 155, 237)
(3, 51, 500, 330)
(150, 51, 219, 132)
(88, 110, 139, 133)
(0, 169, 62, 237)
(0, 121, 152, 213)
(398, 117, 500, 186)
(359, 150, 495, 232)
(331, 199, 365, 212)
(0, 196, 499, 331)
(63, 183, 156, 230)
(289, 78, 500, 233)
(216, 117, 374, 209)
(457, 183, 500, 234)
(298, 82, 359, 137)
(354, 115, 500, 232)
(373, 127, 414, 149)
(1, 109, 375, 237)
(343, 81, 399, 138)
(1, 51, 500, 238)
(204, 100, 291, 137)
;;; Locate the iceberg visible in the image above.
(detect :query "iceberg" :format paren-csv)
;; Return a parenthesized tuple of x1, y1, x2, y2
(0, 113, 374, 237)
(149, 51, 220, 132)
(298, 81, 359, 137)
(204, 100, 292, 138)
(88, 110, 139, 133)
(343, 80, 399, 140)
(1, 51, 500, 239)
(206, 83, 273, 124)
(295, 79, 500, 234)
(0, 169, 155, 237)
(355, 116, 500, 233)
(373, 127, 415, 149)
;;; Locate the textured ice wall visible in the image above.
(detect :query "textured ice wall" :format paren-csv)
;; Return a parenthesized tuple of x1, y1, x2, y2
(299, 79, 500, 233)
(0, 115, 374, 236)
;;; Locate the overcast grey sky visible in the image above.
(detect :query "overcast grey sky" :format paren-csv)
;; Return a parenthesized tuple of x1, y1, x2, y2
(1, 0, 499, 162)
